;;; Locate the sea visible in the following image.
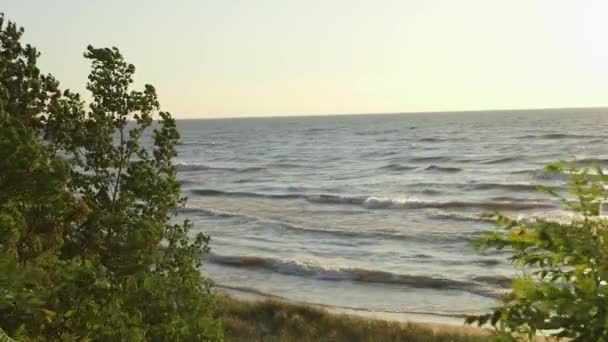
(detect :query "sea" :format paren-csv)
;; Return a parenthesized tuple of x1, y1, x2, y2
(174, 108, 608, 322)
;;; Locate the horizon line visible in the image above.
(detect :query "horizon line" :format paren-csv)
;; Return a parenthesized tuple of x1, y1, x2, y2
(176, 105, 608, 120)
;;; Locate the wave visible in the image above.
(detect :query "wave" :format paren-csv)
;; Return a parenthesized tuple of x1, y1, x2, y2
(234, 178, 254, 183)
(416, 137, 467, 143)
(191, 189, 299, 199)
(481, 157, 520, 164)
(178, 207, 244, 219)
(473, 259, 503, 267)
(175, 162, 212, 171)
(175, 162, 265, 173)
(426, 211, 494, 223)
(209, 254, 500, 297)
(181, 207, 476, 244)
(229, 166, 267, 173)
(176, 141, 203, 146)
(355, 129, 399, 136)
(305, 128, 336, 134)
(356, 197, 552, 211)
(468, 182, 541, 192)
(191, 190, 367, 204)
(571, 158, 608, 165)
(510, 164, 608, 180)
(418, 137, 442, 142)
(380, 163, 417, 172)
(407, 181, 546, 192)
(268, 162, 304, 169)
(429, 257, 503, 268)
(190, 189, 553, 211)
(509, 169, 569, 181)
(419, 189, 443, 195)
(361, 150, 399, 157)
(471, 275, 511, 288)
(490, 196, 548, 202)
(177, 141, 227, 147)
(409, 156, 450, 163)
(520, 133, 601, 140)
(424, 165, 462, 173)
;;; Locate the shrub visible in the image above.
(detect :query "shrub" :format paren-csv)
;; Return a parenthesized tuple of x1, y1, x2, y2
(0, 13, 222, 341)
(468, 161, 608, 341)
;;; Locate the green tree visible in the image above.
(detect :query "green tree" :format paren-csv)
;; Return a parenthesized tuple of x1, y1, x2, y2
(468, 162, 608, 341)
(0, 13, 222, 341)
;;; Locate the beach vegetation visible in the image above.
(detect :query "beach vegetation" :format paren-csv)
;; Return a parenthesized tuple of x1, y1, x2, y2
(468, 161, 608, 340)
(222, 296, 490, 342)
(0, 13, 222, 340)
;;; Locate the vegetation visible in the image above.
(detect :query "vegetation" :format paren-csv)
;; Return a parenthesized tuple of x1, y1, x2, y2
(221, 296, 490, 342)
(468, 162, 608, 340)
(0, 13, 222, 340)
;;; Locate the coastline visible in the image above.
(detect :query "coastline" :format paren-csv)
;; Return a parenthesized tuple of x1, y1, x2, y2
(219, 290, 490, 342)
(217, 286, 478, 327)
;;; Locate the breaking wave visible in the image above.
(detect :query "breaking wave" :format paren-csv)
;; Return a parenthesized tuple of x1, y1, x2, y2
(209, 254, 500, 297)
(357, 197, 552, 210)
(190, 189, 554, 211)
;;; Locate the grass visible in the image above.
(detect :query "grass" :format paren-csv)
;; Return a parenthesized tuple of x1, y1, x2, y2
(220, 296, 492, 342)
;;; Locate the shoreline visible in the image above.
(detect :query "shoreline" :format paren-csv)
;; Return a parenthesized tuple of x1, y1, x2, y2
(217, 286, 475, 327)
(219, 291, 491, 341)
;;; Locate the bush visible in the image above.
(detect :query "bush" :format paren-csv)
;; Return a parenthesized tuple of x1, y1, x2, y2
(468, 161, 608, 341)
(0, 13, 222, 341)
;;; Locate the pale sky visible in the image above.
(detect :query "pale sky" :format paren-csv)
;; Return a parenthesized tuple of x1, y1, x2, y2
(3, 1, 607, 118)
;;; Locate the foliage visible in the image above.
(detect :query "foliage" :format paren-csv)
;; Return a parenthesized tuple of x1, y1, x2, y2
(467, 161, 608, 341)
(222, 296, 490, 342)
(0, 13, 222, 341)
(0, 328, 16, 342)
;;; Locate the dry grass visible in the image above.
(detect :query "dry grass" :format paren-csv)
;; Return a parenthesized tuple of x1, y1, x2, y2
(220, 296, 492, 342)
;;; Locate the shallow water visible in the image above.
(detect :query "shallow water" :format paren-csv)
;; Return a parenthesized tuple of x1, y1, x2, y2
(175, 108, 608, 317)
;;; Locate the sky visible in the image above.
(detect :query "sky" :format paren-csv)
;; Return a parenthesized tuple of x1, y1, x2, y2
(3, 1, 608, 118)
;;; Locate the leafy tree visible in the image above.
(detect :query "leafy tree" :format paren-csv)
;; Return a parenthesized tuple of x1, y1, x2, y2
(468, 162, 608, 341)
(0, 13, 222, 341)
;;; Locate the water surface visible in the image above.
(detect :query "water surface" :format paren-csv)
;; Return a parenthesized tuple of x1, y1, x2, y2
(175, 108, 608, 319)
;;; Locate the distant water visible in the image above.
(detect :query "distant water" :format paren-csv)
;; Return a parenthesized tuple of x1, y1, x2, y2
(175, 108, 608, 319)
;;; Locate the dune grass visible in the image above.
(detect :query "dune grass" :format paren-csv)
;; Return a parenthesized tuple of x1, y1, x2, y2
(221, 296, 491, 342)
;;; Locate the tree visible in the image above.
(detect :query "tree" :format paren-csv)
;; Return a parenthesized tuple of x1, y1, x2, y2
(0, 13, 222, 340)
(468, 161, 608, 341)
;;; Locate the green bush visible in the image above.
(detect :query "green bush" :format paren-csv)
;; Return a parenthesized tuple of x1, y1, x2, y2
(0, 13, 222, 341)
(468, 161, 608, 341)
